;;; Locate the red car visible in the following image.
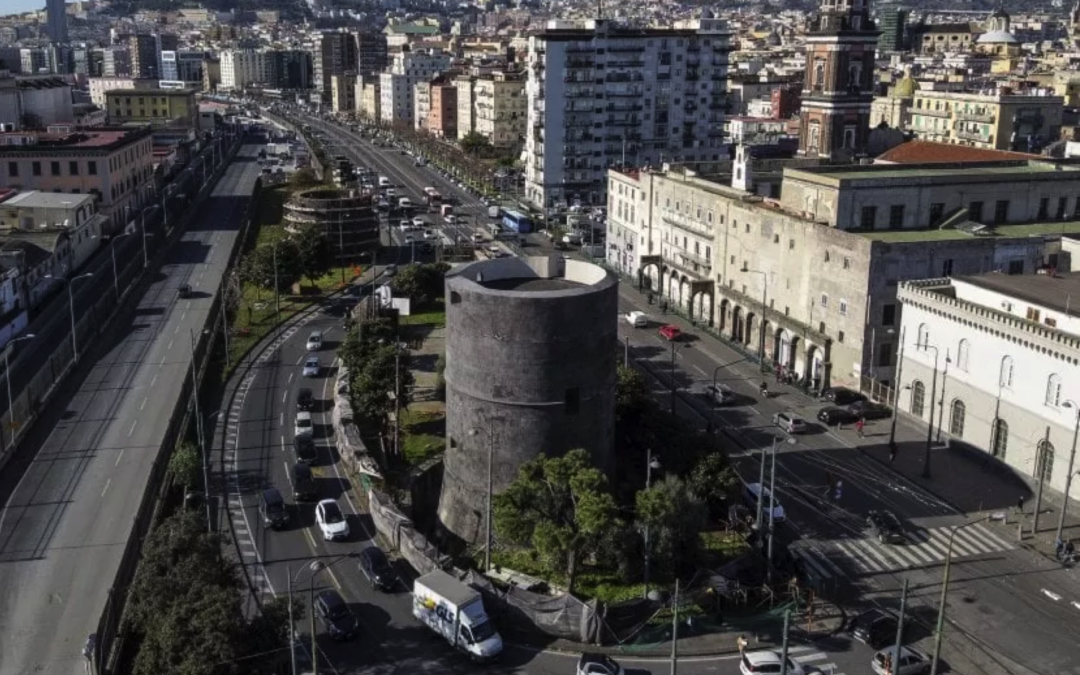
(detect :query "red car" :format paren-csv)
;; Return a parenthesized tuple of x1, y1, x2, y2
(659, 324, 681, 341)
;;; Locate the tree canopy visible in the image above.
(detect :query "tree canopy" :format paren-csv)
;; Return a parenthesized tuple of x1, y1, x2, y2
(636, 475, 708, 579)
(239, 238, 302, 293)
(169, 442, 201, 491)
(389, 262, 449, 306)
(293, 223, 333, 285)
(338, 320, 414, 420)
(494, 449, 618, 593)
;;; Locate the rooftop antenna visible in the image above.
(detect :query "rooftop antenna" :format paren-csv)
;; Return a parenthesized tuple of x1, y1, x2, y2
(597, 0, 602, 20)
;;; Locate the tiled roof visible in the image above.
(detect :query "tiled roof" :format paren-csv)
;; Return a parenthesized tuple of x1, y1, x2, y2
(876, 140, 1038, 164)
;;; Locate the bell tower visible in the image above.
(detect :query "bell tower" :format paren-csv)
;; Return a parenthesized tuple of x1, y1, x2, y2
(798, 0, 880, 159)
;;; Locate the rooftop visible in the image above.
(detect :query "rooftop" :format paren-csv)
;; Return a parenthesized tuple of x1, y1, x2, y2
(0, 127, 149, 150)
(479, 278, 582, 292)
(789, 160, 1070, 186)
(876, 140, 1038, 164)
(853, 220, 1080, 243)
(956, 272, 1080, 319)
(1, 191, 94, 209)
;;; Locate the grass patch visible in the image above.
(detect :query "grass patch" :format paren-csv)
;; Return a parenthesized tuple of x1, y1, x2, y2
(700, 530, 750, 567)
(399, 306, 446, 328)
(399, 407, 445, 466)
(491, 548, 651, 604)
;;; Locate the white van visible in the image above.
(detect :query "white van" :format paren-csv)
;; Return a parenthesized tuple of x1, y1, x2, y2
(378, 176, 391, 188)
(743, 482, 785, 523)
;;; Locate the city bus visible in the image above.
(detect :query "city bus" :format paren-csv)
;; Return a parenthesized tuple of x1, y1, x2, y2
(423, 187, 442, 208)
(501, 209, 534, 234)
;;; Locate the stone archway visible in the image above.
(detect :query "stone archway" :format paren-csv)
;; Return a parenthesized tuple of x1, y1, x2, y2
(787, 335, 800, 375)
(805, 343, 824, 389)
(638, 255, 662, 292)
(745, 312, 756, 348)
(718, 298, 729, 333)
(667, 270, 681, 305)
(731, 306, 743, 342)
(690, 280, 714, 326)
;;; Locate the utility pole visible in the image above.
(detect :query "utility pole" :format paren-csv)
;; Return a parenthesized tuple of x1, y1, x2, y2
(623, 336, 630, 368)
(393, 349, 401, 457)
(922, 345, 940, 479)
(273, 241, 281, 317)
(894, 578, 909, 661)
(767, 436, 779, 584)
(756, 447, 767, 532)
(779, 609, 791, 675)
(287, 565, 297, 675)
(1055, 402, 1080, 546)
(888, 326, 907, 448)
(1034, 425, 1051, 533)
(670, 579, 679, 675)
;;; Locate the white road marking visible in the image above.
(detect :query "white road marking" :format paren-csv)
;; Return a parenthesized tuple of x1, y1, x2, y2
(139, 397, 147, 411)
(101, 479, 111, 498)
(115, 449, 125, 466)
(128, 420, 138, 437)
(150, 374, 157, 388)
(166, 340, 173, 351)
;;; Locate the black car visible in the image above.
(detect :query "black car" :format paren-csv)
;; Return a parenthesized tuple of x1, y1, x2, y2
(292, 462, 318, 501)
(296, 387, 314, 411)
(178, 283, 192, 299)
(867, 510, 906, 544)
(849, 608, 901, 649)
(314, 589, 358, 641)
(847, 400, 892, 420)
(821, 386, 867, 406)
(358, 546, 396, 591)
(817, 406, 859, 426)
(294, 434, 317, 464)
(259, 487, 289, 530)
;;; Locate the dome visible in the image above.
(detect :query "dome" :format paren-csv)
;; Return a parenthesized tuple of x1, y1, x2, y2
(893, 76, 919, 98)
(977, 30, 1019, 44)
(991, 7, 1009, 19)
(701, 8, 714, 19)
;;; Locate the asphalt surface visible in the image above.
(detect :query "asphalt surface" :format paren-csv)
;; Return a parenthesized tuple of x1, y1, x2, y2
(0, 142, 260, 675)
(225, 111, 1080, 675)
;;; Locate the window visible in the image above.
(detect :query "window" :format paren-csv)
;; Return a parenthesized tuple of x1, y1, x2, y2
(50, 161, 60, 176)
(1036, 440, 1055, 483)
(991, 419, 1008, 460)
(1026, 307, 1041, 323)
(889, 204, 905, 229)
(956, 339, 969, 371)
(911, 380, 926, 417)
(929, 202, 945, 224)
(949, 400, 966, 438)
(1046, 374, 1062, 407)
(565, 387, 580, 415)
(1038, 197, 1049, 220)
(7, 161, 16, 177)
(882, 304, 896, 326)
(917, 323, 929, 349)
(32, 161, 41, 176)
(839, 299, 848, 316)
(87, 160, 97, 175)
(860, 206, 877, 229)
(878, 343, 892, 367)
(1058, 197, 1067, 220)
(941, 259, 953, 276)
(820, 293, 829, 308)
(969, 200, 984, 222)
(69, 161, 78, 175)
(994, 199, 1009, 224)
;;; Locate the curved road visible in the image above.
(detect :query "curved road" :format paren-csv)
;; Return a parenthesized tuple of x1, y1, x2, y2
(0, 143, 261, 675)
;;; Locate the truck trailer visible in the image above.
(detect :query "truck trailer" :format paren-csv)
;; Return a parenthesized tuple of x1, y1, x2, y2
(413, 570, 503, 661)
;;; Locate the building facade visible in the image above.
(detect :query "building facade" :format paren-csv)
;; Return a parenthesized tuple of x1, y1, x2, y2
(428, 80, 458, 139)
(897, 275, 1080, 502)
(46, 0, 68, 43)
(105, 88, 197, 128)
(220, 49, 270, 91)
(378, 48, 450, 126)
(331, 74, 356, 114)
(474, 71, 525, 148)
(355, 31, 389, 76)
(316, 31, 358, 104)
(909, 89, 1064, 153)
(128, 34, 160, 79)
(523, 15, 733, 208)
(455, 75, 475, 139)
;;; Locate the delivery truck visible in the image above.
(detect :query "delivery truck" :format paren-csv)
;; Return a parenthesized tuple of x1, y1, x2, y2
(413, 570, 503, 661)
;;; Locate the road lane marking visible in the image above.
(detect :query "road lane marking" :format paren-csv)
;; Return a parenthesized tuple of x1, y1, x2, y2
(279, 412, 283, 427)
(115, 449, 125, 466)
(101, 479, 111, 498)
(150, 374, 157, 388)
(167, 340, 173, 351)
(139, 397, 147, 411)
(128, 420, 138, 437)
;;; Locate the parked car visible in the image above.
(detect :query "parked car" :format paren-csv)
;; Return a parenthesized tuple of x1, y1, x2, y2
(306, 330, 323, 351)
(291, 462, 318, 501)
(867, 510, 906, 545)
(294, 434, 317, 464)
(739, 649, 806, 675)
(848, 608, 901, 649)
(703, 383, 736, 406)
(296, 387, 314, 411)
(315, 499, 350, 541)
(294, 411, 313, 438)
(358, 546, 396, 591)
(302, 355, 321, 377)
(817, 406, 858, 427)
(658, 324, 681, 341)
(821, 386, 867, 406)
(259, 487, 289, 530)
(871, 645, 931, 675)
(773, 412, 808, 434)
(848, 400, 892, 420)
(314, 589, 358, 641)
(577, 653, 625, 675)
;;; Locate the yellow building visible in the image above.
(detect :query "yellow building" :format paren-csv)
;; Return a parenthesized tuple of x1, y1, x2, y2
(104, 88, 198, 128)
(473, 71, 525, 148)
(331, 73, 357, 114)
(910, 89, 1063, 152)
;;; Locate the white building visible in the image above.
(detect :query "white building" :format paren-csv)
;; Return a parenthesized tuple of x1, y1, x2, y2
(219, 49, 270, 91)
(377, 47, 450, 126)
(413, 80, 431, 131)
(897, 274, 1080, 501)
(523, 14, 733, 208)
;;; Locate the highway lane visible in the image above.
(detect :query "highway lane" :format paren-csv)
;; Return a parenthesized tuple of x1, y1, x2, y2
(0, 144, 261, 675)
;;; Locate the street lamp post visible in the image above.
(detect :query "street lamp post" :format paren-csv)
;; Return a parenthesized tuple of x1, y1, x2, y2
(46, 272, 94, 363)
(766, 435, 796, 584)
(669, 339, 688, 414)
(936, 351, 952, 444)
(642, 448, 661, 599)
(888, 326, 907, 448)
(921, 344, 941, 479)
(930, 518, 988, 675)
(108, 232, 132, 298)
(469, 419, 503, 572)
(3, 334, 34, 451)
(1055, 400, 1080, 546)
(741, 265, 768, 373)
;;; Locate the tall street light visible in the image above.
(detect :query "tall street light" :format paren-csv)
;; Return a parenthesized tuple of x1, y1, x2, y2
(107, 232, 132, 298)
(930, 517, 988, 675)
(287, 555, 349, 675)
(766, 435, 797, 584)
(669, 339, 689, 414)
(45, 272, 93, 363)
(921, 343, 941, 479)
(3, 334, 34, 451)
(887, 326, 907, 449)
(642, 448, 661, 599)
(469, 418, 503, 572)
(741, 264, 769, 373)
(1055, 400, 1080, 546)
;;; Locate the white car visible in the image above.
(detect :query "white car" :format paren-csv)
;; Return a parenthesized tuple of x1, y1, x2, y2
(739, 649, 807, 675)
(773, 411, 808, 434)
(872, 646, 931, 675)
(703, 383, 735, 406)
(399, 219, 411, 231)
(302, 355, 321, 377)
(625, 311, 649, 328)
(315, 499, 350, 541)
(295, 411, 313, 438)
(412, 216, 426, 228)
(576, 653, 624, 675)
(306, 330, 323, 351)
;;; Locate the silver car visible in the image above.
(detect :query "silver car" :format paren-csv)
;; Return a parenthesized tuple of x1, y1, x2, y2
(302, 355, 321, 377)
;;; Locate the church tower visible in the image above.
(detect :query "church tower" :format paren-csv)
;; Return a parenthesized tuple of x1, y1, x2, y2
(798, 0, 880, 159)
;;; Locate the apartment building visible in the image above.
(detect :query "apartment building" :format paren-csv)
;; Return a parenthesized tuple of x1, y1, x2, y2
(378, 48, 450, 126)
(331, 74, 356, 114)
(0, 126, 155, 235)
(220, 49, 270, 91)
(474, 71, 526, 148)
(89, 77, 158, 106)
(160, 50, 206, 84)
(128, 34, 160, 79)
(523, 15, 733, 208)
(455, 75, 475, 139)
(101, 47, 131, 78)
(910, 88, 1064, 152)
(606, 153, 1080, 392)
(355, 31, 389, 76)
(316, 31, 358, 104)
(428, 80, 458, 139)
(413, 80, 432, 131)
(105, 88, 198, 128)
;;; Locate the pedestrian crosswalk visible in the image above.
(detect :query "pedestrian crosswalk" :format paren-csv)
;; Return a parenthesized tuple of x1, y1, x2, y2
(791, 522, 1017, 580)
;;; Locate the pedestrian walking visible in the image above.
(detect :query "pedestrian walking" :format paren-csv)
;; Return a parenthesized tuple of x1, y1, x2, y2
(855, 417, 866, 438)
(1017, 495, 1026, 516)
(736, 635, 748, 655)
(834, 479, 843, 503)
(888, 442, 898, 464)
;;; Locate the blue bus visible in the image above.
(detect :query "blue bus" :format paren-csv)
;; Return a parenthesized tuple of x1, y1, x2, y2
(501, 210, 534, 234)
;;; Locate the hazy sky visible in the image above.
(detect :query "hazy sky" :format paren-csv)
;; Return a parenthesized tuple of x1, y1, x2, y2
(7, 1, 48, 15)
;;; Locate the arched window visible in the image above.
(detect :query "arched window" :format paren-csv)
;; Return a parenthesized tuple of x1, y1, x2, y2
(991, 418, 1008, 459)
(956, 339, 969, 372)
(1046, 374, 1062, 407)
(949, 399, 966, 437)
(917, 323, 929, 349)
(911, 380, 926, 417)
(1036, 440, 1055, 483)
(1000, 356, 1014, 388)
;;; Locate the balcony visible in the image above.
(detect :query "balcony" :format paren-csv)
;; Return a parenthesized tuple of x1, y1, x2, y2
(956, 129, 992, 143)
(605, 72, 644, 83)
(607, 87, 643, 97)
(566, 44, 594, 53)
(607, 103, 643, 112)
(1013, 112, 1044, 126)
(686, 70, 700, 81)
(606, 116, 639, 126)
(686, 43, 701, 52)
(607, 42, 645, 52)
(662, 212, 711, 238)
(956, 111, 994, 123)
(609, 60, 645, 68)
(566, 89, 595, 99)
(918, 107, 951, 118)
(566, 59, 594, 69)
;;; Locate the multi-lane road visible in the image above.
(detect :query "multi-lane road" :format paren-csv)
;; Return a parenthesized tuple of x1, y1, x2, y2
(0, 143, 261, 675)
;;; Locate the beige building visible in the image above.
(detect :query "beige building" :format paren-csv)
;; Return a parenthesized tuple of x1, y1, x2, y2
(359, 80, 380, 120)
(413, 80, 432, 132)
(607, 151, 1080, 392)
(455, 75, 475, 140)
(105, 88, 198, 128)
(331, 73, 356, 114)
(473, 71, 526, 148)
(909, 89, 1064, 152)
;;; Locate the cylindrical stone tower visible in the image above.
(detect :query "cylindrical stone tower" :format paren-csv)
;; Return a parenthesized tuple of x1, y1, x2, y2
(438, 256, 618, 544)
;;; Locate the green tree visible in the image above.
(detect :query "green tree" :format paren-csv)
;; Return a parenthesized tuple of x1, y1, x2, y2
(239, 239, 302, 293)
(293, 223, 333, 285)
(636, 475, 708, 579)
(290, 167, 319, 188)
(494, 449, 618, 593)
(347, 342, 414, 420)
(460, 130, 490, 156)
(169, 441, 201, 491)
(687, 452, 738, 520)
(390, 262, 449, 306)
